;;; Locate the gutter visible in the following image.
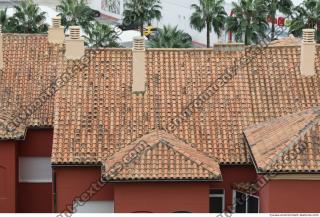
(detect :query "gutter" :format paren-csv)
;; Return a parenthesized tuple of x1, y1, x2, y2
(243, 133, 320, 175)
(51, 164, 102, 167)
(103, 178, 223, 183)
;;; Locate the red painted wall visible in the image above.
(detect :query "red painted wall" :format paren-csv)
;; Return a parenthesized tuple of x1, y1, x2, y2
(54, 167, 114, 213)
(0, 140, 17, 213)
(54, 165, 258, 213)
(18, 129, 53, 157)
(260, 180, 320, 213)
(17, 129, 53, 213)
(114, 182, 211, 213)
(17, 183, 52, 213)
(212, 165, 257, 212)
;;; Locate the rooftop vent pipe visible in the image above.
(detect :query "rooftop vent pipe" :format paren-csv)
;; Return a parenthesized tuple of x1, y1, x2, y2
(300, 29, 316, 76)
(65, 26, 84, 60)
(48, 16, 65, 44)
(132, 37, 146, 93)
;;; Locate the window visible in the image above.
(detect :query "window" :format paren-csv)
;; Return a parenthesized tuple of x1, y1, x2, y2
(73, 201, 114, 213)
(233, 191, 259, 213)
(19, 157, 52, 183)
(209, 189, 225, 213)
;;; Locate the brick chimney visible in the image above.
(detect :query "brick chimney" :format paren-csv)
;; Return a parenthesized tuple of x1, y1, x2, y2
(132, 36, 146, 93)
(65, 26, 84, 60)
(0, 25, 3, 69)
(48, 16, 64, 44)
(300, 29, 316, 76)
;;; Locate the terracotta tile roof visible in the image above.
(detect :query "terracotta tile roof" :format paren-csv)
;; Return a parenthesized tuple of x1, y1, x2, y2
(1, 33, 320, 178)
(0, 34, 63, 140)
(102, 130, 222, 181)
(52, 45, 320, 169)
(269, 36, 301, 46)
(232, 182, 258, 194)
(244, 107, 320, 173)
(52, 48, 254, 165)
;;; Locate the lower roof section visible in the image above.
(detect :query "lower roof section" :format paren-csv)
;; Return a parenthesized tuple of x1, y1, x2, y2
(101, 130, 222, 181)
(244, 107, 320, 173)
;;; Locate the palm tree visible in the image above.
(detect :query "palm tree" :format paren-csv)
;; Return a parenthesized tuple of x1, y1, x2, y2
(8, 0, 48, 33)
(148, 25, 192, 48)
(190, 0, 227, 48)
(289, 0, 320, 42)
(123, 0, 162, 36)
(226, 0, 268, 45)
(83, 21, 120, 48)
(0, 9, 9, 32)
(56, 0, 94, 31)
(266, 0, 293, 41)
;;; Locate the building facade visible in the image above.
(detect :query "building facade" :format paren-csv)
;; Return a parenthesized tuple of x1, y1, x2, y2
(0, 21, 320, 213)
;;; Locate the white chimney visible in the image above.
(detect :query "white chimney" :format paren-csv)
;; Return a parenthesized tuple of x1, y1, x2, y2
(300, 29, 316, 76)
(0, 25, 3, 69)
(132, 36, 146, 93)
(48, 16, 64, 44)
(65, 26, 84, 60)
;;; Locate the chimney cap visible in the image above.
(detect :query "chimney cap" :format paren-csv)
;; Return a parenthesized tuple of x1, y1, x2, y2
(133, 36, 145, 51)
(52, 16, 61, 28)
(302, 28, 315, 43)
(303, 28, 316, 33)
(69, 26, 81, 40)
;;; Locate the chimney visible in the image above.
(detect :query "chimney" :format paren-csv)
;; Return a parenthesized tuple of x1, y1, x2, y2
(65, 26, 84, 60)
(0, 25, 3, 69)
(48, 16, 64, 44)
(132, 36, 146, 93)
(300, 29, 316, 76)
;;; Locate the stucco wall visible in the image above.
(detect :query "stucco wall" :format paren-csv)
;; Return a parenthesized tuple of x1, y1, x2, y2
(54, 166, 114, 213)
(114, 182, 210, 213)
(17, 129, 53, 213)
(54, 165, 258, 213)
(0, 140, 17, 213)
(260, 179, 320, 213)
(212, 165, 258, 212)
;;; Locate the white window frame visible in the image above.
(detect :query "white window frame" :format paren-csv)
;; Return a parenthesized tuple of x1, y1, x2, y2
(232, 190, 260, 213)
(19, 157, 52, 183)
(73, 200, 114, 213)
(209, 188, 225, 213)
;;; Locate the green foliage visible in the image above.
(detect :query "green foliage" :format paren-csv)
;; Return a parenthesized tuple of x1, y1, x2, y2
(226, 0, 268, 45)
(5, 0, 48, 33)
(56, 0, 94, 31)
(289, 0, 320, 42)
(265, 0, 293, 40)
(0, 8, 8, 29)
(190, 0, 227, 47)
(83, 21, 120, 48)
(148, 25, 192, 48)
(123, 0, 162, 36)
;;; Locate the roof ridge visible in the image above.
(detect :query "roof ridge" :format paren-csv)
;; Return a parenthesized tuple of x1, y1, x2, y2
(264, 118, 320, 172)
(102, 130, 221, 181)
(245, 107, 320, 134)
(281, 112, 320, 153)
(251, 107, 320, 171)
(157, 139, 219, 176)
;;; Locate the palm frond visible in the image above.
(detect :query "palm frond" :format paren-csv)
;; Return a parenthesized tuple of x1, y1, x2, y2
(148, 25, 192, 48)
